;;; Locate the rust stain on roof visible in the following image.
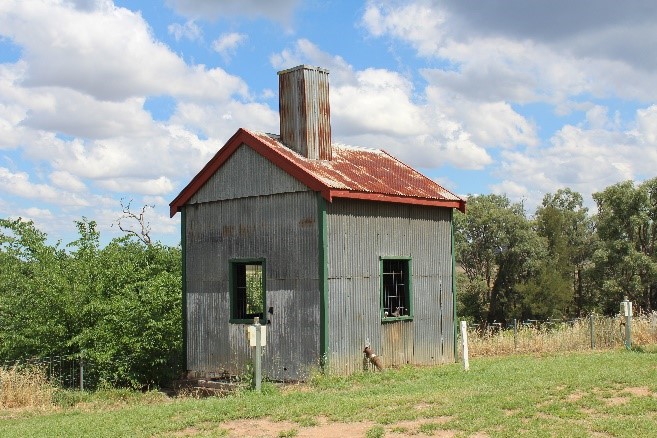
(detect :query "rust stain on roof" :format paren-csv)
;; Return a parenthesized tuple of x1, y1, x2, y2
(250, 130, 462, 203)
(170, 128, 465, 217)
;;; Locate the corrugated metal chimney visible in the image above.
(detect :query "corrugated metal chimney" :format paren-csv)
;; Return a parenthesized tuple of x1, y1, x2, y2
(278, 65, 332, 160)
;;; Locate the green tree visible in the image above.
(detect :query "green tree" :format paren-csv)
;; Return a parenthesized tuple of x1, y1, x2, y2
(0, 217, 182, 388)
(455, 194, 545, 324)
(532, 189, 595, 316)
(591, 178, 657, 313)
(72, 236, 182, 388)
(0, 218, 73, 358)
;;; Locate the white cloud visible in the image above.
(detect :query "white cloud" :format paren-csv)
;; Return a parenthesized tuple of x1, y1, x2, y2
(424, 85, 538, 149)
(269, 39, 521, 170)
(21, 91, 154, 140)
(142, 195, 167, 207)
(165, 0, 300, 24)
(0, 1, 280, 219)
(168, 20, 202, 42)
(363, 1, 657, 104)
(0, 167, 89, 207)
(212, 33, 247, 62)
(96, 176, 174, 196)
(1, 0, 655, 246)
(461, 101, 538, 148)
(170, 101, 278, 143)
(634, 105, 657, 144)
(584, 105, 619, 130)
(270, 39, 354, 84)
(492, 105, 657, 212)
(50, 170, 87, 192)
(332, 68, 427, 137)
(0, 1, 249, 102)
(261, 89, 275, 99)
(39, 126, 214, 182)
(356, 0, 657, 208)
(439, 0, 657, 71)
(490, 180, 530, 201)
(362, 1, 446, 57)
(21, 207, 54, 221)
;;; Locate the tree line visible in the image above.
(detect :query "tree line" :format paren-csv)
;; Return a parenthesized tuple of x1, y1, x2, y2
(1, 177, 655, 388)
(455, 178, 657, 325)
(0, 218, 182, 388)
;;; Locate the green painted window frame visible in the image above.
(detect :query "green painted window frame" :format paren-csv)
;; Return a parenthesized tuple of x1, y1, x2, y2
(229, 258, 266, 324)
(380, 256, 413, 322)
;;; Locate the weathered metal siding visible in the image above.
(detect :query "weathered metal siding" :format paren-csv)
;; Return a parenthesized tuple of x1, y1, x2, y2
(326, 199, 453, 374)
(278, 65, 332, 160)
(189, 144, 308, 204)
(185, 190, 321, 381)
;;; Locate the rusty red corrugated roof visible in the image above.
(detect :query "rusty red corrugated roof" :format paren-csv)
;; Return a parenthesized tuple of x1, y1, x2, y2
(170, 128, 465, 217)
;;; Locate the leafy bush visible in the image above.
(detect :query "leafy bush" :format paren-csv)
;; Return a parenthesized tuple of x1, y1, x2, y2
(0, 218, 182, 389)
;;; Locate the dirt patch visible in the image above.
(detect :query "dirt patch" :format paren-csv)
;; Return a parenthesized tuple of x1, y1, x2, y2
(392, 417, 452, 428)
(535, 412, 556, 420)
(280, 383, 313, 393)
(590, 432, 615, 438)
(604, 397, 628, 406)
(623, 386, 652, 397)
(566, 390, 586, 402)
(220, 418, 301, 437)
(214, 416, 459, 438)
(219, 418, 376, 438)
(171, 426, 201, 437)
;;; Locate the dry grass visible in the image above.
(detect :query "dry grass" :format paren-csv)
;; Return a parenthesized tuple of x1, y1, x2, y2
(0, 365, 54, 409)
(464, 313, 657, 357)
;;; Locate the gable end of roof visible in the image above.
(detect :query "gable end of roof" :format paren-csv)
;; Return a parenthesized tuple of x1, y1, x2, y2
(169, 129, 466, 217)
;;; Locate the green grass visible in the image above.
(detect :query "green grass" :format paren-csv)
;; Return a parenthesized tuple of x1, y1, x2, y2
(2, 350, 657, 437)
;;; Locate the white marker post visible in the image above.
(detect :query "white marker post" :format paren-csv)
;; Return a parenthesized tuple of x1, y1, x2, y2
(247, 317, 267, 392)
(461, 320, 469, 371)
(621, 297, 632, 350)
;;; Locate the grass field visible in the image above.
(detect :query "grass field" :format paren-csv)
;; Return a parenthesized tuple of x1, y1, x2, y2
(1, 350, 657, 437)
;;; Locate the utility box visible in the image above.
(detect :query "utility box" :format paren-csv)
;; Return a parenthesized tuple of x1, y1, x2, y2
(620, 299, 633, 317)
(247, 325, 267, 347)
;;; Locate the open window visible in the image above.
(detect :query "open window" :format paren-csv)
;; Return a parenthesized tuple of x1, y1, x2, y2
(230, 259, 265, 323)
(380, 257, 412, 321)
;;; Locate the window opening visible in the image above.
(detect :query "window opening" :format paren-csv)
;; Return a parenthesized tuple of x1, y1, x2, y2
(381, 258, 411, 320)
(232, 261, 264, 321)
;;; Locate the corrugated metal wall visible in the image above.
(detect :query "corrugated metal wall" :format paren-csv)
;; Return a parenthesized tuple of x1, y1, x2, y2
(326, 199, 454, 374)
(189, 144, 308, 204)
(185, 147, 321, 380)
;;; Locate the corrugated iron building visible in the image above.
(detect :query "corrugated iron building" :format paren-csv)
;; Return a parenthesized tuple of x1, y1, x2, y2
(170, 65, 466, 380)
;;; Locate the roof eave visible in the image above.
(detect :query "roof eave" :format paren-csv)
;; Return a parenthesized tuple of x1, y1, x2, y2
(326, 190, 466, 212)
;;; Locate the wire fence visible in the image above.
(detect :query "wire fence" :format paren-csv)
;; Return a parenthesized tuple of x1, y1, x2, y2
(1, 354, 89, 390)
(461, 313, 657, 358)
(5, 314, 657, 389)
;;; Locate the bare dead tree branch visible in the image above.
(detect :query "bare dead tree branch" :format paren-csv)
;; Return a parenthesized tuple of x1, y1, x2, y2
(112, 198, 154, 245)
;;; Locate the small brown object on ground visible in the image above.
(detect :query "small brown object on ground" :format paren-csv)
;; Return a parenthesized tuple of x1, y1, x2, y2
(363, 346, 384, 371)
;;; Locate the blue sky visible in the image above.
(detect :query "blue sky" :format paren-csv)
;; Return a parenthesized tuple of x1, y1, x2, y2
(2, 0, 657, 246)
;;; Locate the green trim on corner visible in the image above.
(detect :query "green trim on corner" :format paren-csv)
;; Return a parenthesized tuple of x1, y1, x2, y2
(181, 207, 188, 372)
(317, 194, 329, 370)
(451, 209, 458, 362)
